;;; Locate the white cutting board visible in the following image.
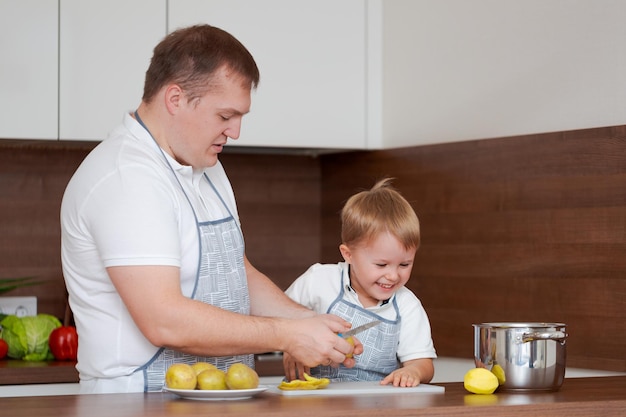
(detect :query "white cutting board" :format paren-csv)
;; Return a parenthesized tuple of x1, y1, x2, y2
(268, 381, 445, 396)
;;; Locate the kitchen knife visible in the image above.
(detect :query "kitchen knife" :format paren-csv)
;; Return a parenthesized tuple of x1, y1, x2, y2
(338, 320, 381, 338)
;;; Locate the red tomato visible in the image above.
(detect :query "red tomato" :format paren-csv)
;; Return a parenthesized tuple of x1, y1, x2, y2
(0, 339, 8, 359)
(49, 326, 78, 361)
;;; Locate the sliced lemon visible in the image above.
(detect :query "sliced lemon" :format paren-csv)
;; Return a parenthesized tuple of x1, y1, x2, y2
(278, 373, 330, 390)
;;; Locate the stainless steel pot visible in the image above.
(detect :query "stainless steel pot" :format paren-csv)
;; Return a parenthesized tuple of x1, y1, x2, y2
(473, 322, 567, 392)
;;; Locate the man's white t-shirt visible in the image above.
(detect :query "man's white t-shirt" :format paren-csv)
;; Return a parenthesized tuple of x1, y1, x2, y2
(61, 112, 240, 392)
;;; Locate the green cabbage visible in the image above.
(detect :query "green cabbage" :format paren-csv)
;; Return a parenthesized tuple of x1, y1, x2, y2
(0, 314, 61, 361)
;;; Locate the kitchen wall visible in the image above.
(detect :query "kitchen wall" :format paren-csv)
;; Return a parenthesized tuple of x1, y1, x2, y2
(320, 125, 626, 372)
(0, 141, 90, 320)
(1, 124, 624, 371)
(0, 140, 322, 319)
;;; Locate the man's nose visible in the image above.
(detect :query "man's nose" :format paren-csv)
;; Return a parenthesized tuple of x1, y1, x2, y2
(225, 118, 242, 140)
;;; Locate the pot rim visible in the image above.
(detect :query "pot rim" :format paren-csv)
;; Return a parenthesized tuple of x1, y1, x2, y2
(473, 322, 566, 329)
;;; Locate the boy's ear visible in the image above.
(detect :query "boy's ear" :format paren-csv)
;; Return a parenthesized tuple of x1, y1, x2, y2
(339, 244, 352, 262)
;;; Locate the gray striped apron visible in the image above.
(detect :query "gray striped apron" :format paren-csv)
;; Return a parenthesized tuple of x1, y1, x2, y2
(134, 112, 253, 392)
(310, 268, 401, 381)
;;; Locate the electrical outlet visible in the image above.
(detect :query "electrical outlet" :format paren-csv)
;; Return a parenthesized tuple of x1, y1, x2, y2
(0, 296, 37, 317)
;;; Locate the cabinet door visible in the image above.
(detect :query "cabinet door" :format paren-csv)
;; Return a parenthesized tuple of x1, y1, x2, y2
(378, 1, 626, 148)
(59, 0, 165, 141)
(0, 0, 58, 140)
(169, 0, 366, 149)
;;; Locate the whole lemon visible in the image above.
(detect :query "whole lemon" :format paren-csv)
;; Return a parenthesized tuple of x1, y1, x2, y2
(225, 363, 259, 390)
(196, 368, 228, 390)
(165, 363, 197, 390)
(192, 362, 218, 375)
(463, 367, 499, 395)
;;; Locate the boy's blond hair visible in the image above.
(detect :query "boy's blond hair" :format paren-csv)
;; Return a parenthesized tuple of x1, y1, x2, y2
(340, 178, 420, 250)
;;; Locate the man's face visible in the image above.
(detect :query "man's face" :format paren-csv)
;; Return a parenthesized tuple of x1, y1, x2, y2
(170, 66, 252, 169)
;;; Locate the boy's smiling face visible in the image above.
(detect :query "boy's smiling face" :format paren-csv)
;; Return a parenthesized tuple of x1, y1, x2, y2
(340, 231, 417, 308)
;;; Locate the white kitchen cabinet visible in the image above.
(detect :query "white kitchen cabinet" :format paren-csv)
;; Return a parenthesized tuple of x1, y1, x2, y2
(168, 0, 367, 149)
(374, 0, 626, 148)
(0, 0, 58, 140)
(59, 0, 166, 141)
(5, 1, 623, 147)
(168, 1, 624, 150)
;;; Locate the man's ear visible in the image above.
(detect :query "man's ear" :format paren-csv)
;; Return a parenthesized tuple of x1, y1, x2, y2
(164, 84, 184, 115)
(339, 244, 352, 263)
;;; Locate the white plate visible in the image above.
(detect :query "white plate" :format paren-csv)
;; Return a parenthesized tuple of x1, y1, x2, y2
(165, 385, 268, 401)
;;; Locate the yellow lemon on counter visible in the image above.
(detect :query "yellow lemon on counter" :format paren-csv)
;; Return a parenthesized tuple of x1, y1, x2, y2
(225, 363, 259, 390)
(463, 368, 499, 395)
(192, 362, 217, 375)
(491, 364, 506, 385)
(165, 363, 197, 390)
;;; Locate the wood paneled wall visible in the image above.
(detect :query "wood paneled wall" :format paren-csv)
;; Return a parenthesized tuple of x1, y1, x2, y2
(0, 141, 93, 319)
(221, 151, 322, 289)
(320, 125, 626, 371)
(2, 124, 625, 372)
(0, 141, 320, 319)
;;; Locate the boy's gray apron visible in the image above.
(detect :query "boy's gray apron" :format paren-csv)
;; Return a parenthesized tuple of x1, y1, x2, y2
(311, 268, 401, 381)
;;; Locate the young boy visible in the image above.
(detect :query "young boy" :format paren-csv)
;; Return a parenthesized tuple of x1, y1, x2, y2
(285, 178, 436, 387)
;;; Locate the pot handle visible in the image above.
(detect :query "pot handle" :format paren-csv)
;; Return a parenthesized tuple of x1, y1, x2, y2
(519, 331, 568, 343)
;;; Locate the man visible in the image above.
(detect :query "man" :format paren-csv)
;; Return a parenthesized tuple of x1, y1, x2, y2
(61, 24, 360, 393)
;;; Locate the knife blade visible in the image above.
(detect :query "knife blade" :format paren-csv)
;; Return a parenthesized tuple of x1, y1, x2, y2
(338, 320, 381, 338)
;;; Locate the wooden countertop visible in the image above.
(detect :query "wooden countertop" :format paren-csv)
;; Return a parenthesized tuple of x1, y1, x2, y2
(1, 376, 625, 417)
(0, 360, 78, 385)
(0, 356, 282, 386)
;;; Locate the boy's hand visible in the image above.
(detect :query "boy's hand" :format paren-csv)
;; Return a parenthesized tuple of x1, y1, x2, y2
(283, 351, 310, 381)
(380, 368, 423, 387)
(380, 358, 434, 387)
